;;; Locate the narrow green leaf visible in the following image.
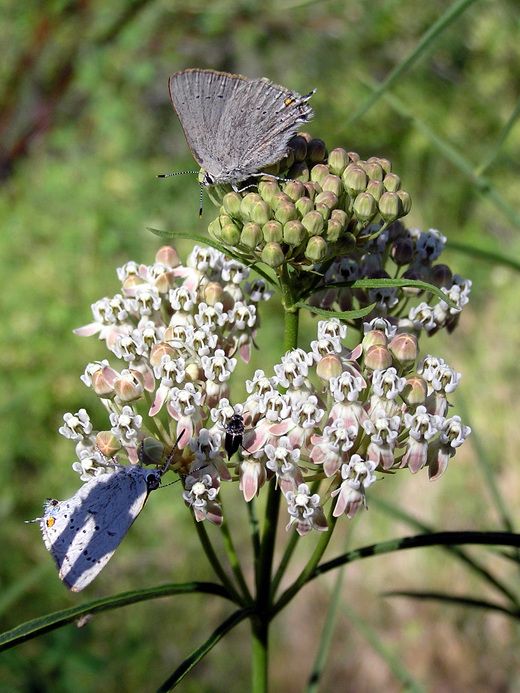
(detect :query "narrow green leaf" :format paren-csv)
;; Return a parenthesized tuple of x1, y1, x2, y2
(346, 0, 478, 125)
(156, 607, 253, 692)
(295, 302, 377, 320)
(446, 241, 520, 273)
(384, 591, 520, 619)
(0, 582, 231, 652)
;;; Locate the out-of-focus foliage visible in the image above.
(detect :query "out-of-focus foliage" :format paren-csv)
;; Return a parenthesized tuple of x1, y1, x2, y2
(1, 1, 520, 691)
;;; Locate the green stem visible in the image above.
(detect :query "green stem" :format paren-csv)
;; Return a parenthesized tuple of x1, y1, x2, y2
(220, 513, 253, 603)
(251, 616, 269, 693)
(192, 518, 243, 604)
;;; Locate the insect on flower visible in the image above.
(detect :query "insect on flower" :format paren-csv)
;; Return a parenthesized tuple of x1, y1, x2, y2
(224, 413, 247, 459)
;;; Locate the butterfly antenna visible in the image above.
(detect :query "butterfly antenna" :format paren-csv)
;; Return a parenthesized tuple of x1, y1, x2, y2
(161, 429, 186, 475)
(199, 182, 204, 217)
(156, 171, 200, 179)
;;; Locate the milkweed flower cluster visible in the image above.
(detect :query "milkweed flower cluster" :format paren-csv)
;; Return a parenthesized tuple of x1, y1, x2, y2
(60, 229, 470, 536)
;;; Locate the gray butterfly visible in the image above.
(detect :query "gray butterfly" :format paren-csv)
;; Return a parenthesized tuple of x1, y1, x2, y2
(167, 68, 315, 187)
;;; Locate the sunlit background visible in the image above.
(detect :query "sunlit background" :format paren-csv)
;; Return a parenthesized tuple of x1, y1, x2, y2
(1, 1, 520, 691)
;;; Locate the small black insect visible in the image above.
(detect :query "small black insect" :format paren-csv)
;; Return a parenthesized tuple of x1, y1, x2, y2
(224, 413, 246, 459)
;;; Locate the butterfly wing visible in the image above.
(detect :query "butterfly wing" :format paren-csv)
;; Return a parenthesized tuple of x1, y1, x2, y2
(168, 69, 251, 182)
(40, 467, 156, 592)
(214, 77, 314, 181)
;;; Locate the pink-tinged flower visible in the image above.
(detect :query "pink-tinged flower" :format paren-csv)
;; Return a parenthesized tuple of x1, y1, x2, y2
(59, 409, 93, 441)
(113, 369, 145, 402)
(183, 472, 222, 526)
(264, 436, 303, 495)
(310, 419, 358, 477)
(239, 458, 267, 501)
(285, 484, 328, 535)
(362, 409, 401, 470)
(426, 415, 471, 480)
(166, 383, 205, 444)
(74, 295, 131, 348)
(109, 405, 142, 445)
(270, 396, 325, 449)
(331, 455, 377, 518)
(401, 406, 442, 473)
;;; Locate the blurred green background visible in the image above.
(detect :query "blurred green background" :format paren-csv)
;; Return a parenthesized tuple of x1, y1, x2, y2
(1, 0, 520, 691)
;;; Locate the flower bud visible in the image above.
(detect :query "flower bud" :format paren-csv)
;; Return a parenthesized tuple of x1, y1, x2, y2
(92, 366, 117, 398)
(283, 179, 306, 202)
(208, 217, 223, 239)
(396, 190, 412, 215)
(274, 201, 298, 225)
(203, 281, 224, 306)
(315, 203, 331, 221)
(378, 191, 400, 223)
(362, 329, 387, 350)
(321, 174, 343, 197)
(383, 173, 401, 192)
(261, 242, 285, 268)
(391, 236, 414, 265)
(368, 156, 391, 174)
(324, 218, 342, 242)
(307, 138, 327, 163)
(330, 208, 348, 230)
(303, 182, 320, 199)
(150, 341, 177, 366)
(262, 220, 283, 243)
(310, 163, 329, 186)
(185, 362, 202, 382)
(353, 192, 377, 223)
(288, 135, 308, 162)
(283, 220, 306, 245)
(328, 148, 349, 176)
(366, 179, 384, 202)
(430, 264, 453, 288)
(96, 431, 122, 458)
(221, 222, 241, 245)
(295, 196, 314, 217)
(140, 437, 165, 466)
(156, 246, 180, 268)
(240, 192, 262, 218)
(342, 165, 368, 196)
(240, 222, 263, 249)
(114, 369, 145, 402)
(250, 200, 272, 225)
(287, 162, 310, 182)
(122, 274, 146, 295)
(348, 151, 361, 163)
(258, 179, 281, 206)
(272, 191, 291, 210)
(305, 236, 328, 262)
(360, 161, 384, 181)
(401, 376, 428, 406)
(222, 192, 243, 217)
(316, 353, 343, 381)
(364, 344, 393, 370)
(388, 333, 418, 365)
(302, 210, 325, 236)
(278, 149, 295, 172)
(315, 190, 338, 210)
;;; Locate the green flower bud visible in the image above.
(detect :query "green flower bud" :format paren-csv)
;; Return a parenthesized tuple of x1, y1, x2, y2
(222, 192, 243, 217)
(240, 192, 262, 218)
(241, 221, 263, 248)
(364, 344, 393, 370)
(278, 149, 295, 172)
(324, 218, 342, 242)
(140, 437, 165, 466)
(221, 222, 241, 245)
(330, 208, 349, 230)
(301, 210, 325, 236)
(378, 191, 400, 223)
(328, 148, 349, 176)
(250, 200, 272, 225)
(287, 161, 310, 182)
(283, 220, 306, 245)
(315, 190, 339, 210)
(342, 165, 368, 196)
(353, 192, 377, 223)
(383, 173, 401, 192)
(307, 138, 327, 163)
(388, 333, 418, 365)
(258, 178, 281, 206)
(262, 220, 283, 243)
(396, 190, 412, 215)
(262, 161, 280, 176)
(261, 241, 285, 268)
(359, 161, 384, 181)
(348, 151, 361, 163)
(96, 431, 122, 458)
(303, 182, 320, 199)
(401, 375, 427, 406)
(368, 156, 391, 174)
(315, 202, 331, 221)
(272, 191, 292, 210)
(310, 163, 330, 186)
(295, 196, 315, 216)
(366, 179, 384, 202)
(305, 235, 328, 262)
(283, 179, 306, 202)
(288, 135, 308, 162)
(274, 200, 298, 225)
(208, 217, 223, 240)
(321, 174, 343, 197)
